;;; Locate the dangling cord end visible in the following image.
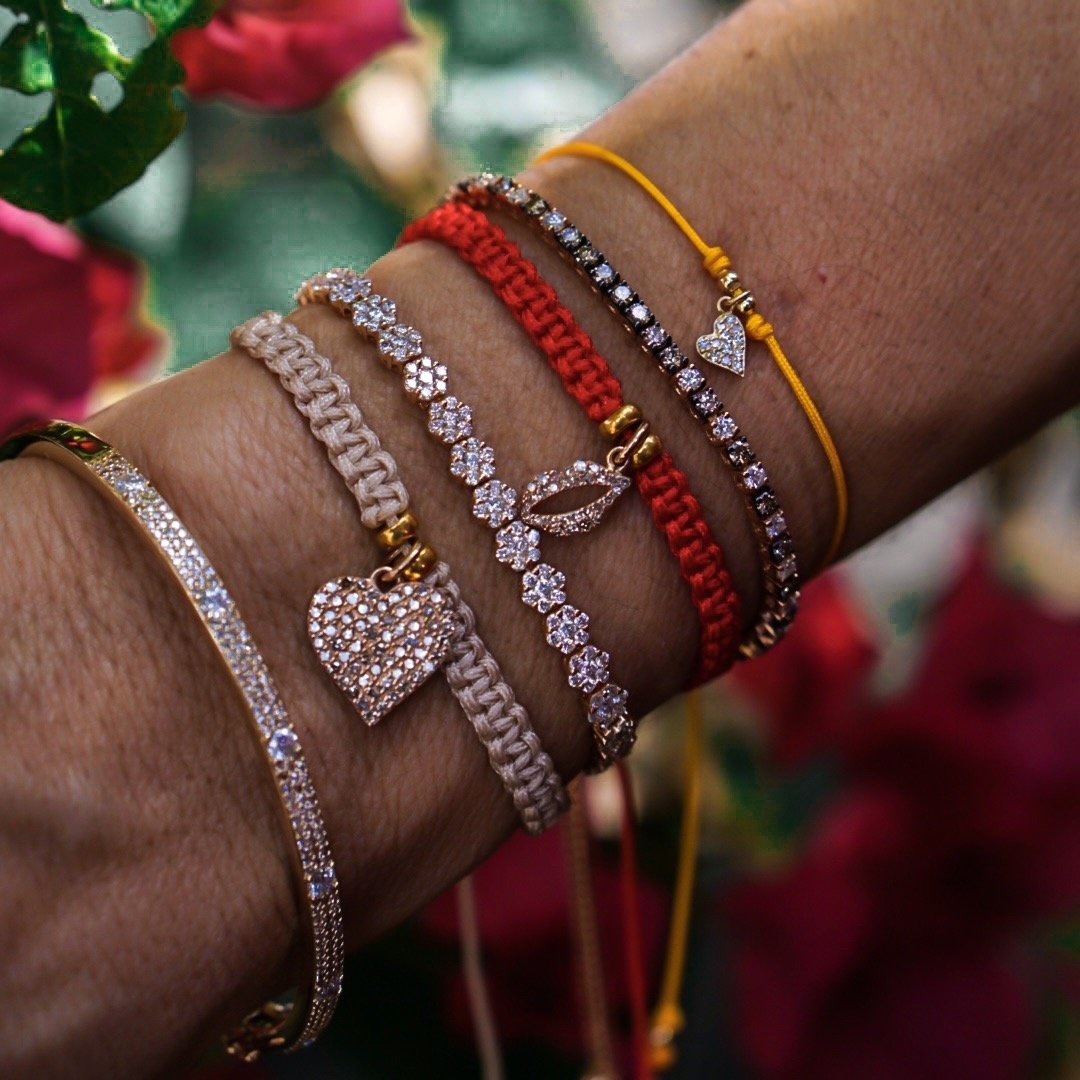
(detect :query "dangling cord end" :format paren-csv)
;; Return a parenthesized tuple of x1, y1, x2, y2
(648, 688, 705, 1072)
(456, 875, 505, 1080)
(616, 762, 654, 1080)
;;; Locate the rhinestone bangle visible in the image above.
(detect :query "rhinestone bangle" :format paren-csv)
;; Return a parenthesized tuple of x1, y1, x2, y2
(0, 421, 344, 1057)
(299, 270, 637, 770)
(451, 175, 800, 657)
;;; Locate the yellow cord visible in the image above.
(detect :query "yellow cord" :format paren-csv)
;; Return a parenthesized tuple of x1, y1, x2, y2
(534, 140, 848, 568)
(646, 689, 704, 1071)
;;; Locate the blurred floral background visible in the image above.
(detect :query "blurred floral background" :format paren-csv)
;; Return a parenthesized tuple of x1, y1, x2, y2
(1, 1, 1077, 1077)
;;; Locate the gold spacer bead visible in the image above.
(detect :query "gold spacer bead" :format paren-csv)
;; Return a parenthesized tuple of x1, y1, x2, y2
(733, 291, 756, 316)
(631, 433, 663, 470)
(718, 269, 741, 293)
(599, 403, 643, 440)
(375, 511, 419, 552)
(400, 543, 437, 582)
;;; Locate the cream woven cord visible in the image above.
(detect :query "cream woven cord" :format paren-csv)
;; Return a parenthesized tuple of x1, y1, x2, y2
(232, 312, 567, 833)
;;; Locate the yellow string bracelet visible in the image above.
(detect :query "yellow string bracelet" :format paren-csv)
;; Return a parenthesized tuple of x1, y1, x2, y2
(534, 141, 849, 568)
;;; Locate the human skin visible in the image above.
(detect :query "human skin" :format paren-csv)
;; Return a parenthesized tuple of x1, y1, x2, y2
(0, 0, 1077, 1074)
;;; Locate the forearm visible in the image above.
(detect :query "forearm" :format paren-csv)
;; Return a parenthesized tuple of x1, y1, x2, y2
(1, 0, 1077, 1073)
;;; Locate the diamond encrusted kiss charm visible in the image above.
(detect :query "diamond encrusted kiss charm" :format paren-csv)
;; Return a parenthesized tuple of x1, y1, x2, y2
(308, 577, 458, 725)
(521, 459, 631, 537)
(696, 309, 747, 377)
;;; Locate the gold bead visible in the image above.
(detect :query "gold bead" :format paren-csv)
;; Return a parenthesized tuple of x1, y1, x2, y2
(734, 291, 756, 316)
(718, 269, 741, 292)
(400, 543, 437, 581)
(599, 403, 643, 440)
(631, 433, 663, 469)
(375, 511, 418, 552)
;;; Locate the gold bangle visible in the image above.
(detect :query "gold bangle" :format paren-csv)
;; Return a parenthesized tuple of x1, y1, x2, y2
(0, 421, 344, 1059)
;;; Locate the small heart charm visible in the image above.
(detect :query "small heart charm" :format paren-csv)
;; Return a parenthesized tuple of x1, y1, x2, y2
(308, 576, 458, 725)
(696, 311, 747, 377)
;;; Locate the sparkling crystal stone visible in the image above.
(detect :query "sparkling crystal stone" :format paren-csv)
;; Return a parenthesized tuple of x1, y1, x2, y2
(659, 344, 688, 371)
(352, 294, 397, 333)
(427, 396, 473, 444)
(753, 487, 779, 518)
(628, 302, 652, 327)
(201, 585, 231, 621)
(521, 563, 567, 613)
(575, 245, 602, 268)
(710, 412, 738, 441)
(545, 605, 590, 654)
(449, 437, 496, 486)
(676, 366, 705, 394)
(610, 282, 634, 307)
(377, 324, 423, 366)
(541, 209, 567, 231)
(558, 226, 582, 249)
(328, 273, 371, 305)
(690, 387, 721, 418)
(495, 520, 541, 571)
(695, 310, 747, 376)
(642, 324, 667, 350)
(506, 185, 531, 206)
(743, 463, 768, 490)
(568, 645, 610, 693)
(765, 513, 787, 539)
(589, 682, 628, 727)
(591, 262, 616, 287)
(776, 556, 797, 582)
(269, 727, 300, 762)
(472, 480, 517, 528)
(726, 438, 754, 468)
(770, 535, 794, 563)
(113, 472, 147, 498)
(308, 865, 336, 899)
(403, 355, 448, 403)
(524, 195, 548, 216)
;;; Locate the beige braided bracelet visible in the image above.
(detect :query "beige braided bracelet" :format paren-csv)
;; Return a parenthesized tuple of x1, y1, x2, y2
(232, 312, 567, 833)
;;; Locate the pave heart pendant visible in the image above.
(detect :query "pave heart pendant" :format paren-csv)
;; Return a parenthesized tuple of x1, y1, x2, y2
(308, 576, 458, 725)
(695, 310, 747, 377)
(521, 458, 631, 537)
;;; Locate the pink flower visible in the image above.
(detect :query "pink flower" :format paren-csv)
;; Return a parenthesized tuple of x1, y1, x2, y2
(173, 0, 410, 111)
(0, 202, 159, 438)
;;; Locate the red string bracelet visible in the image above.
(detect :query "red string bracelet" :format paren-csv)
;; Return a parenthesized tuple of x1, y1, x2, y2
(399, 201, 743, 683)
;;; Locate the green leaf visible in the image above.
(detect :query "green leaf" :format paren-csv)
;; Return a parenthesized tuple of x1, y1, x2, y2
(0, 0, 218, 221)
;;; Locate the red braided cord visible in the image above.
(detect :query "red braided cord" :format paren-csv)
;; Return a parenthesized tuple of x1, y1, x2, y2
(399, 201, 742, 682)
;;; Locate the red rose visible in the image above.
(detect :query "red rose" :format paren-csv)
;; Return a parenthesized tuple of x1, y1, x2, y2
(0, 201, 159, 437)
(173, 0, 410, 111)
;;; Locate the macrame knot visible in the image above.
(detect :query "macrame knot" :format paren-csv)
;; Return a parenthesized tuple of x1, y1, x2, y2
(744, 312, 774, 341)
(701, 246, 731, 278)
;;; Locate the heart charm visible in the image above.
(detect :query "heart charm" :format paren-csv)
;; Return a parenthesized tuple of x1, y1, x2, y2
(521, 458, 631, 537)
(695, 310, 746, 377)
(308, 576, 459, 725)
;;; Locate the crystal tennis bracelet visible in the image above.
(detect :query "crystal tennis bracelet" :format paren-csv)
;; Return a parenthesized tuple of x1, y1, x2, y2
(451, 174, 800, 657)
(298, 270, 638, 769)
